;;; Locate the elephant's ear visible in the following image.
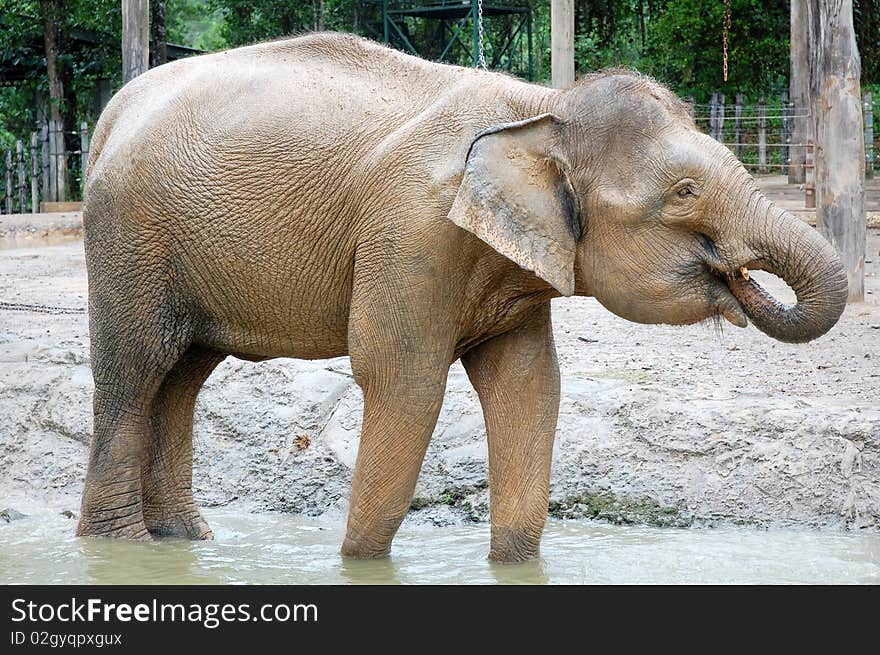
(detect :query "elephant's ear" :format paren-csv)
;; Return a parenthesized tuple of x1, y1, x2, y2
(448, 114, 581, 296)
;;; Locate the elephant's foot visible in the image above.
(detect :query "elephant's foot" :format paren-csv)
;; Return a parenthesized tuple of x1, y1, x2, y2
(76, 515, 153, 541)
(144, 499, 213, 540)
(77, 480, 153, 540)
(340, 532, 392, 559)
(488, 526, 541, 563)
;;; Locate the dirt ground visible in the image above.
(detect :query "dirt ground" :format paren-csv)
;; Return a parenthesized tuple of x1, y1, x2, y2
(0, 212, 878, 532)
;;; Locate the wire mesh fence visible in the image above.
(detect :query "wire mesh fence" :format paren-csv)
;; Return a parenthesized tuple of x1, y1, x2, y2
(689, 91, 878, 178)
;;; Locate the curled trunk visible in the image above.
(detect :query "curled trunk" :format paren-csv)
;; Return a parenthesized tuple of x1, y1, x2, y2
(726, 202, 848, 343)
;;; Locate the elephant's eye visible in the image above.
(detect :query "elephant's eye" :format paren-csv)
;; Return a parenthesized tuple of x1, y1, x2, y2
(671, 179, 698, 201)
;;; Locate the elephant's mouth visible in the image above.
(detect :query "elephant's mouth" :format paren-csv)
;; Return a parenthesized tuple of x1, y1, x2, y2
(704, 267, 749, 328)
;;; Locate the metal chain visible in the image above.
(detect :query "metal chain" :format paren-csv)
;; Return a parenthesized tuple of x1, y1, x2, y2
(0, 301, 86, 315)
(477, 0, 487, 69)
(722, 0, 731, 82)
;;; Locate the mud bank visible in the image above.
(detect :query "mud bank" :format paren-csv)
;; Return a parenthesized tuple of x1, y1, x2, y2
(1, 234, 878, 532)
(0, 212, 82, 250)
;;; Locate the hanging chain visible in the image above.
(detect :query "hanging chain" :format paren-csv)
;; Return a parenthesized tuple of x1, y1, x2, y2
(722, 0, 731, 82)
(0, 301, 86, 315)
(477, 0, 487, 69)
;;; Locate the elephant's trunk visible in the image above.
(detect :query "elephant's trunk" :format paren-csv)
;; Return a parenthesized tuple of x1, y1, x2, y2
(725, 201, 848, 344)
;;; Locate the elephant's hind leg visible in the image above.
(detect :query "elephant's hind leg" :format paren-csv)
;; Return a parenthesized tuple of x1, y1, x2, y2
(77, 384, 155, 540)
(77, 324, 187, 540)
(142, 346, 224, 539)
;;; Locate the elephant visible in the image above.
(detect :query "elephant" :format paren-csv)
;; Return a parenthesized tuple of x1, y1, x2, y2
(77, 33, 847, 562)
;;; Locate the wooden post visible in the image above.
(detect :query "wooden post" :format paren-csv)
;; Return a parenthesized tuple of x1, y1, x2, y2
(49, 118, 66, 202)
(16, 140, 26, 212)
(734, 93, 744, 160)
(4, 151, 12, 214)
(865, 91, 874, 180)
(807, 0, 865, 302)
(30, 132, 39, 213)
(687, 95, 696, 122)
(80, 121, 89, 189)
(551, 0, 574, 89)
(122, 0, 150, 84)
(47, 120, 57, 202)
(781, 90, 790, 176)
(758, 94, 767, 173)
(40, 123, 49, 203)
(717, 92, 725, 144)
(789, 0, 812, 183)
(709, 93, 718, 141)
(804, 140, 815, 208)
(56, 119, 66, 201)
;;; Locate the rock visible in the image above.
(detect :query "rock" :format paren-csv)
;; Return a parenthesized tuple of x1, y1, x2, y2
(0, 508, 26, 523)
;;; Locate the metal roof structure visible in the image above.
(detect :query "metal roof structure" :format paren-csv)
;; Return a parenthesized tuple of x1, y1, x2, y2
(358, 1, 534, 80)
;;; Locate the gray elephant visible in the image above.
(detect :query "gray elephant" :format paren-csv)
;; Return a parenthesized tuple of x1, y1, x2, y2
(78, 33, 847, 562)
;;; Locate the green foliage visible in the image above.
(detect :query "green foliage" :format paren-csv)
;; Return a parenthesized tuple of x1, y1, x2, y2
(569, 0, 876, 99)
(0, 2, 42, 149)
(854, 0, 880, 85)
(0, 0, 121, 144)
(167, 0, 225, 50)
(207, 0, 358, 47)
(574, 0, 652, 73)
(568, 0, 790, 100)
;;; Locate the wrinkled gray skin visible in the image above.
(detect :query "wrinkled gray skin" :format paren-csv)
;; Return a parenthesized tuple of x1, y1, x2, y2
(78, 33, 847, 562)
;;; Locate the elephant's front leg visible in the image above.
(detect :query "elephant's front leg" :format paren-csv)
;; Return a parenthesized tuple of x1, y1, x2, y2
(462, 303, 560, 563)
(340, 376, 447, 558)
(341, 291, 452, 559)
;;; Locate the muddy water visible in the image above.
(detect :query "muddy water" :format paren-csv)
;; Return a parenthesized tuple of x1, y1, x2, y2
(1, 509, 878, 584)
(0, 232, 81, 250)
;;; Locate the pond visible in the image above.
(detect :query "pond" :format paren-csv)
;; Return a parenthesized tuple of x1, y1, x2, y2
(2, 509, 878, 584)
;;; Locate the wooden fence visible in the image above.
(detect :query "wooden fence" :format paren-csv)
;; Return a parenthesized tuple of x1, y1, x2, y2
(2, 121, 90, 214)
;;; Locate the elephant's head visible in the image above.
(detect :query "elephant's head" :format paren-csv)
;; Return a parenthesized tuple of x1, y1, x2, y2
(449, 72, 848, 343)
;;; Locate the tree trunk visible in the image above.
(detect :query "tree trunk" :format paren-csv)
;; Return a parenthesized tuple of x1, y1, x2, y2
(151, 0, 167, 67)
(853, 0, 879, 83)
(806, 0, 866, 302)
(789, 0, 813, 183)
(61, 53, 80, 197)
(316, 0, 325, 31)
(122, 0, 150, 84)
(637, 0, 646, 51)
(38, 0, 67, 203)
(531, 1, 543, 81)
(280, 5, 293, 35)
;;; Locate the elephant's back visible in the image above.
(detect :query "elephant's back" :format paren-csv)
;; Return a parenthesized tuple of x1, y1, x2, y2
(85, 33, 469, 231)
(88, 33, 460, 178)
